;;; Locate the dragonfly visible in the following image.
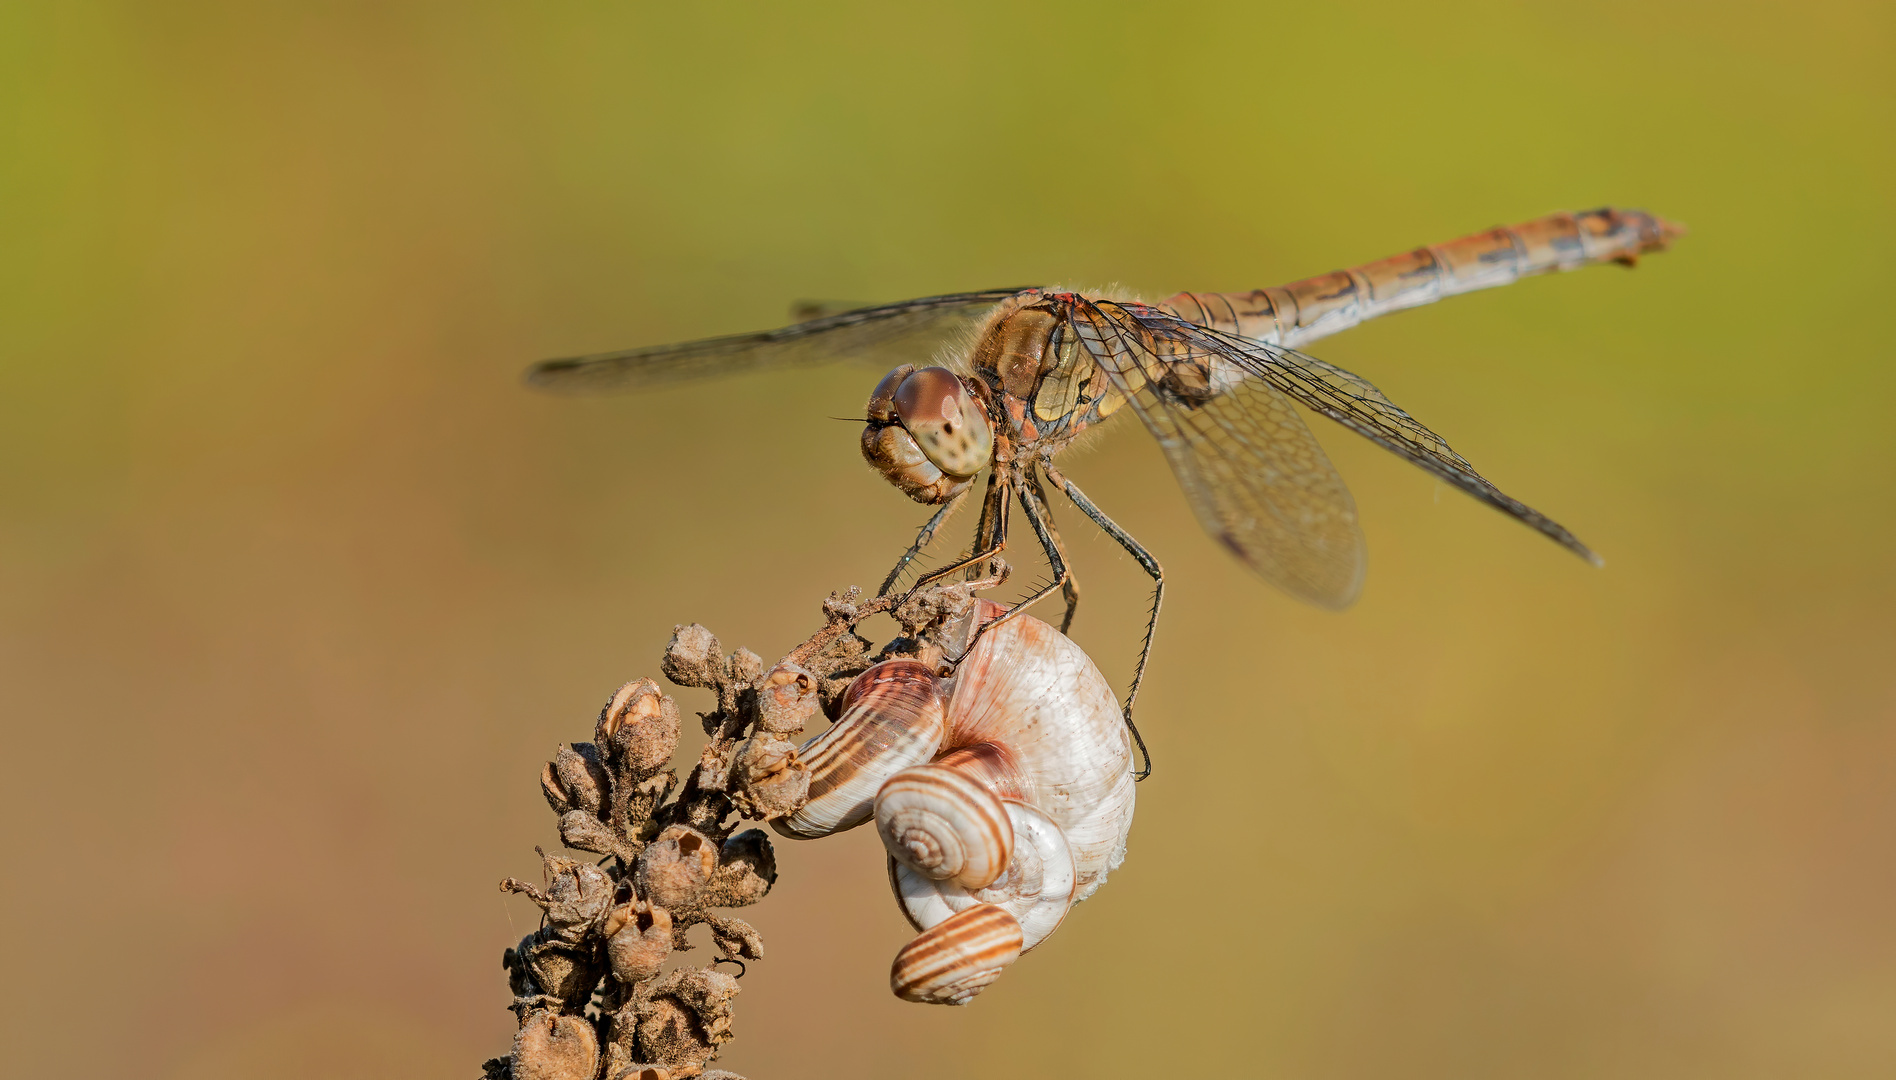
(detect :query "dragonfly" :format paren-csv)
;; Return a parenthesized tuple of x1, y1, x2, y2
(529, 207, 1683, 779)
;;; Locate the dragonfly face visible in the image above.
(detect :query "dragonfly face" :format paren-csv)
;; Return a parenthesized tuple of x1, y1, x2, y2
(861, 364, 994, 504)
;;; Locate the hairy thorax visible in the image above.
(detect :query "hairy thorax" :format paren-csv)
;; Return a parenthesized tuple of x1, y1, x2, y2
(965, 294, 1127, 456)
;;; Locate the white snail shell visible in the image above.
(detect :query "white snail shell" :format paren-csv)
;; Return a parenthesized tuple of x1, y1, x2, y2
(778, 600, 1134, 1005)
(889, 797, 1076, 951)
(937, 601, 1134, 905)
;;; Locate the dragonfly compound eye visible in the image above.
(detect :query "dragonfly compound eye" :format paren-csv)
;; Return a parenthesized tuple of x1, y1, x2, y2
(861, 365, 992, 505)
(893, 367, 993, 478)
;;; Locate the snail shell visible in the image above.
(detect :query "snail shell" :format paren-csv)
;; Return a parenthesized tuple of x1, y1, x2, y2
(876, 762, 1014, 889)
(779, 601, 1134, 1004)
(937, 601, 1134, 904)
(889, 902, 1023, 1006)
(890, 797, 1076, 951)
(773, 660, 946, 839)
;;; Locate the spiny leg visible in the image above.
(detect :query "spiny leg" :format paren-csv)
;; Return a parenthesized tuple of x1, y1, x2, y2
(904, 472, 1010, 599)
(1043, 462, 1162, 781)
(1024, 467, 1080, 633)
(946, 475, 1071, 663)
(968, 469, 1006, 567)
(878, 486, 970, 597)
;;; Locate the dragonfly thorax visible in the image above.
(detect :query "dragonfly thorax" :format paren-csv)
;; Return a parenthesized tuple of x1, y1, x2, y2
(861, 364, 995, 505)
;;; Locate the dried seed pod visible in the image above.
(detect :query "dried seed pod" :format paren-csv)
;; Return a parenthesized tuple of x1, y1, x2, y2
(597, 678, 681, 781)
(890, 903, 1023, 1006)
(773, 659, 948, 839)
(702, 829, 777, 908)
(660, 624, 723, 689)
(635, 967, 740, 1072)
(726, 648, 763, 687)
(506, 929, 601, 1005)
(540, 762, 574, 815)
(605, 899, 673, 983)
(707, 913, 764, 961)
(635, 825, 717, 911)
(512, 1010, 600, 1080)
(727, 735, 809, 821)
(755, 661, 820, 735)
(558, 810, 626, 859)
(517, 850, 616, 931)
(552, 743, 609, 815)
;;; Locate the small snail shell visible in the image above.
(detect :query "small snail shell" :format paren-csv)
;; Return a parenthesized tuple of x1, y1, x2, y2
(875, 762, 1014, 889)
(890, 797, 1076, 951)
(773, 660, 946, 840)
(889, 902, 1023, 1005)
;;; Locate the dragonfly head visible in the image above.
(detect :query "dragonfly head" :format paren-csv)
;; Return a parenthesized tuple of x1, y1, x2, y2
(861, 365, 994, 504)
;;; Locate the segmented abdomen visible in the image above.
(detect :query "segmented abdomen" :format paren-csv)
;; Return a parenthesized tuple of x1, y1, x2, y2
(1164, 207, 1682, 349)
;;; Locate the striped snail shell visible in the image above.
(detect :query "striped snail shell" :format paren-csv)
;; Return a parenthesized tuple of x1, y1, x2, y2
(889, 903, 1023, 1006)
(772, 659, 946, 840)
(876, 762, 1013, 888)
(890, 796, 1076, 952)
(777, 601, 1134, 1005)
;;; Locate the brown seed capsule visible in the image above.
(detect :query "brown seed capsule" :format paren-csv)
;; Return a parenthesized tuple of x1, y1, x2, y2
(528, 851, 615, 930)
(512, 1010, 599, 1080)
(726, 648, 763, 687)
(755, 661, 820, 735)
(660, 624, 722, 689)
(509, 930, 600, 1005)
(701, 829, 777, 908)
(540, 762, 573, 815)
(635, 825, 717, 911)
(727, 736, 810, 821)
(552, 743, 609, 815)
(606, 899, 673, 984)
(634, 968, 739, 1071)
(558, 810, 627, 860)
(597, 679, 680, 781)
(707, 913, 764, 961)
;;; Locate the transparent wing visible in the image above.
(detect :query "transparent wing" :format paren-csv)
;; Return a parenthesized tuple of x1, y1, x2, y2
(1066, 297, 1597, 606)
(525, 289, 1029, 395)
(1064, 303, 1367, 608)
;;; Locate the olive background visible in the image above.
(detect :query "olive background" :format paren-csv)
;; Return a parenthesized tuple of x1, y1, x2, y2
(4, 3, 1892, 1077)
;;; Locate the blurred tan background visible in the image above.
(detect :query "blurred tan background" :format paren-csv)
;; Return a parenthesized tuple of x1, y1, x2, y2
(4, 2, 1893, 1077)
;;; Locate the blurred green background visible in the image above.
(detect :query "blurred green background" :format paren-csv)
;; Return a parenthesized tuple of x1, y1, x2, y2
(4, 2, 1892, 1077)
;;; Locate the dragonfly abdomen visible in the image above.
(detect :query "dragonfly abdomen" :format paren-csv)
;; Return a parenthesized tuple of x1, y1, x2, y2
(1164, 207, 1683, 349)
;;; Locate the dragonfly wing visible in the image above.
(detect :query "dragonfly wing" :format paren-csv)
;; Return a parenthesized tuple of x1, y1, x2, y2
(1090, 300, 1599, 571)
(526, 289, 1029, 394)
(1066, 302, 1368, 608)
(1237, 335, 1600, 566)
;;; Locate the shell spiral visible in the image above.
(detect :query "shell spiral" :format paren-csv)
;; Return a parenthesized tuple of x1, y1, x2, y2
(876, 763, 1014, 888)
(778, 600, 1134, 1005)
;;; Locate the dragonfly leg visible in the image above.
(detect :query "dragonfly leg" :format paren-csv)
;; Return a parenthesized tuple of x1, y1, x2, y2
(944, 477, 1071, 662)
(1024, 468, 1080, 632)
(904, 473, 1009, 598)
(878, 487, 970, 597)
(1042, 462, 1162, 781)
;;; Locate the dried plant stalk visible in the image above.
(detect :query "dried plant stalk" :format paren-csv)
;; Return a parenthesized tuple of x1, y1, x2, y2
(484, 571, 1002, 1080)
